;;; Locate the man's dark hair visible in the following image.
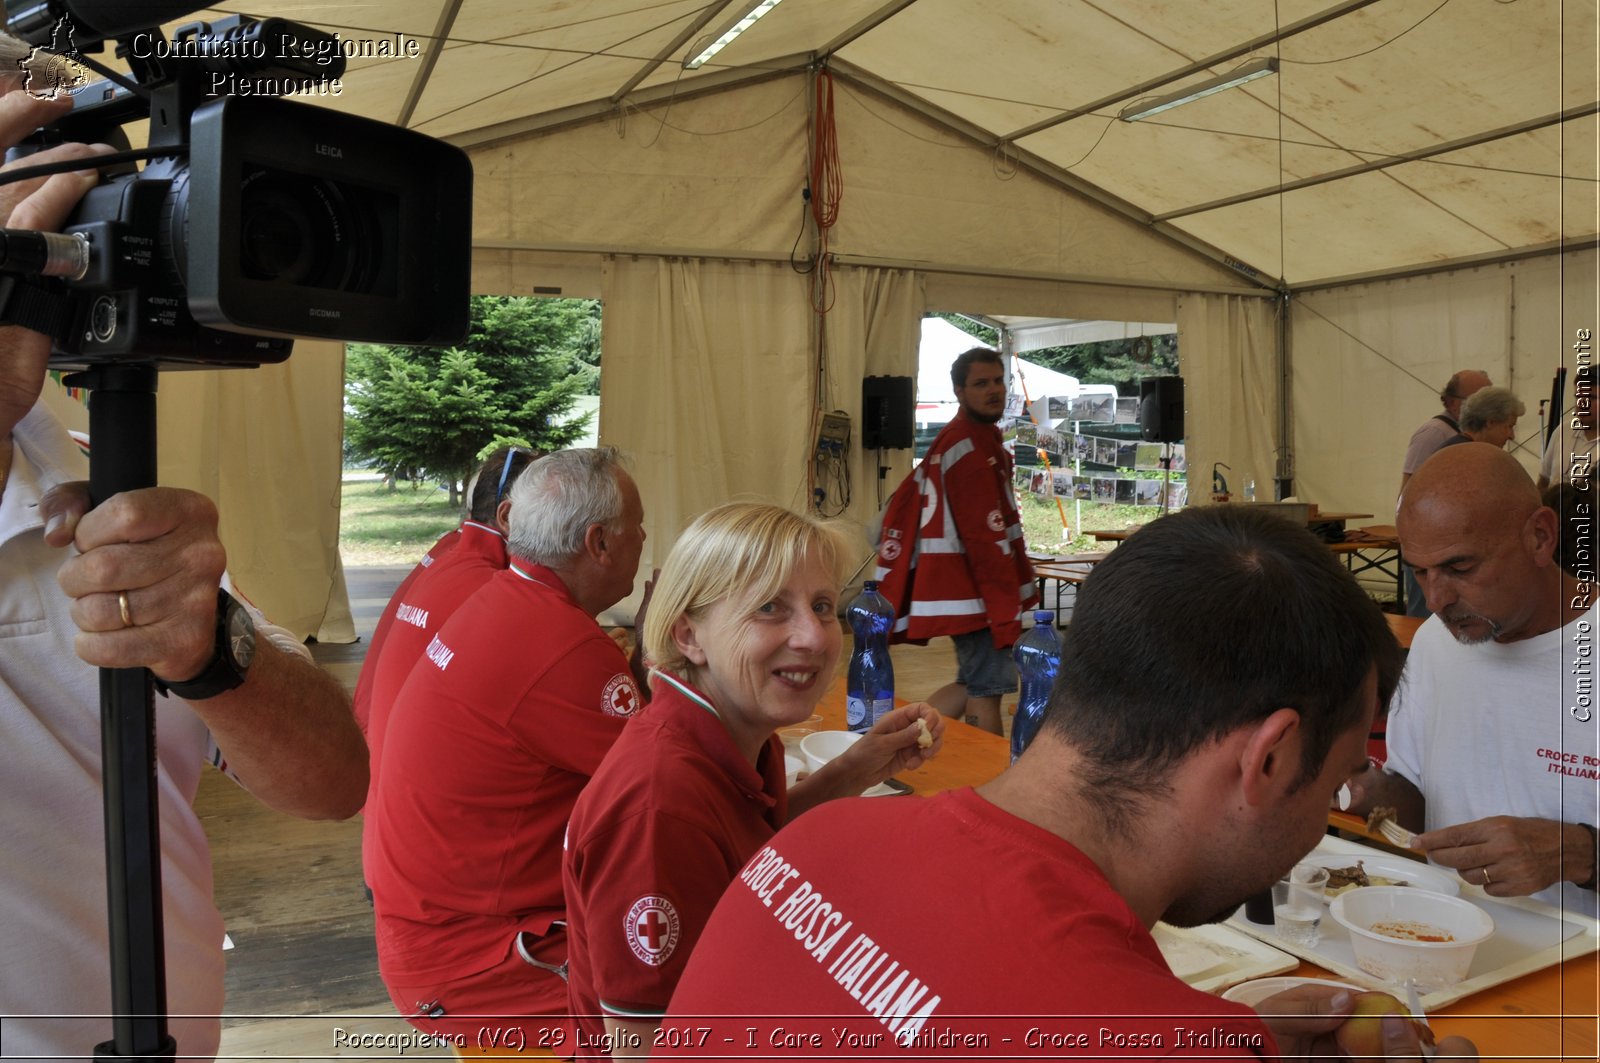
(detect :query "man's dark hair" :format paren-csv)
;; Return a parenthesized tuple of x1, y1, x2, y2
(1044, 505, 1401, 831)
(950, 346, 1003, 390)
(469, 445, 543, 523)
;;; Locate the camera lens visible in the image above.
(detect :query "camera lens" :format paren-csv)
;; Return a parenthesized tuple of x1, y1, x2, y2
(238, 166, 386, 293)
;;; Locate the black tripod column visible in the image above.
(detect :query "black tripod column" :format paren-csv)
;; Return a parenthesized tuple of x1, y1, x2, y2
(70, 366, 177, 1063)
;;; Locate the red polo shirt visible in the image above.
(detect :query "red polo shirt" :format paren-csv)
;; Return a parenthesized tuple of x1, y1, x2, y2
(352, 526, 459, 736)
(365, 562, 641, 1009)
(563, 672, 786, 1058)
(365, 521, 509, 789)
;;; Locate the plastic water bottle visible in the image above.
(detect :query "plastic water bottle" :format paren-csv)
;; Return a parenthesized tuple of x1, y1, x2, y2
(845, 581, 895, 734)
(1011, 611, 1060, 763)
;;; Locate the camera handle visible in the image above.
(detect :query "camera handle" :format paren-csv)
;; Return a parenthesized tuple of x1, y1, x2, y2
(63, 364, 178, 1063)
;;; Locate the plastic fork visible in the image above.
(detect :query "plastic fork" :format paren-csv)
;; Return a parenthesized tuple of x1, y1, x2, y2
(1403, 979, 1436, 1059)
(1376, 815, 1418, 849)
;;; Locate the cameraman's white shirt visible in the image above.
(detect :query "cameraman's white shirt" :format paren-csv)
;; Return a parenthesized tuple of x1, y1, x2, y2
(0, 401, 224, 1061)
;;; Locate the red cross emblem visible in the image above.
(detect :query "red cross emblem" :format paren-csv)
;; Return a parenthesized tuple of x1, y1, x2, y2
(625, 896, 680, 966)
(602, 674, 640, 718)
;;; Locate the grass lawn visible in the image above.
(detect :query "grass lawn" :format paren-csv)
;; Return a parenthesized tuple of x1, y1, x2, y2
(1019, 493, 1162, 554)
(339, 476, 462, 566)
(336, 471, 1170, 566)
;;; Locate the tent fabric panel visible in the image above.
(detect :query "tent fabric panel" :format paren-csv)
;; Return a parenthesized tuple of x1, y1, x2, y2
(1175, 168, 1545, 286)
(828, 80, 1249, 291)
(472, 248, 605, 300)
(598, 255, 819, 597)
(156, 343, 353, 643)
(598, 257, 923, 620)
(922, 272, 1183, 322)
(1174, 293, 1280, 516)
(1288, 267, 1516, 527)
(468, 77, 809, 257)
(1291, 249, 1598, 528)
(819, 266, 926, 552)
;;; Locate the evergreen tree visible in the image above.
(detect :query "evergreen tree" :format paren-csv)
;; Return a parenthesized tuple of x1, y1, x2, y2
(345, 296, 594, 506)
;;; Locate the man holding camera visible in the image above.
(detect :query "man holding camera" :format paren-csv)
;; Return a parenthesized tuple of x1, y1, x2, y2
(0, 84, 367, 1060)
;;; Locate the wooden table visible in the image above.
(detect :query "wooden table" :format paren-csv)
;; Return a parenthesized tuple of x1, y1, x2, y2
(810, 678, 1597, 1057)
(1329, 530, 1406, 609)
(1030, 552, 1108, 625)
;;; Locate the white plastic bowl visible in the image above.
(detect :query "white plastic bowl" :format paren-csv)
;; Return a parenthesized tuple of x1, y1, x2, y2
(1329, 886, 1494, 990)
(799, 730, 861, 773)
(1220, 976, 1364, 1006)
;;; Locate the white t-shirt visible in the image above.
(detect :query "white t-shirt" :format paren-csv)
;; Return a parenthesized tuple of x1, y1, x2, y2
(1538, 425, 1598, 486)
(1, 402, 223, 1060)
(1386, 609, 1600, 916)
(1402, 414, 1459, 477)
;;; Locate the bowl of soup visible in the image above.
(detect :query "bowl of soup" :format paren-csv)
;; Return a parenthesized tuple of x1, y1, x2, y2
(1329, 886, 1494, 990)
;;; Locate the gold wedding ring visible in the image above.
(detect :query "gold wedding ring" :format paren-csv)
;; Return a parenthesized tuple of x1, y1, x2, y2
(1480, 866, 1492, 887)
(118, 590, 133, 629)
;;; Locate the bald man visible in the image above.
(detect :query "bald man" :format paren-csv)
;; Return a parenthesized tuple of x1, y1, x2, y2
(1351, 444, 1599, 916)
(1398, 369, 1492, 618)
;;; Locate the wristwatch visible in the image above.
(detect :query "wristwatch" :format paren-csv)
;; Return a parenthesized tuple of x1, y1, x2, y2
(153, 589, 256, 700)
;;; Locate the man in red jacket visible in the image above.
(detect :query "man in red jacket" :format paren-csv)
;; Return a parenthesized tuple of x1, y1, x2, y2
(874, 347, 1037, 734)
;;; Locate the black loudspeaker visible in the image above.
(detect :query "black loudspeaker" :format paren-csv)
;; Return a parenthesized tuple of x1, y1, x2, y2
(1139, 375, 1185, 443)
(862, 375, 915, 449)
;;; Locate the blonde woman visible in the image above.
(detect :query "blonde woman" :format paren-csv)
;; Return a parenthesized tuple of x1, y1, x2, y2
(562, 503, 943, 1058)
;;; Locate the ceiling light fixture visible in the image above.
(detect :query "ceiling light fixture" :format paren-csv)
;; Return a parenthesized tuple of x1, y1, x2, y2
(683, 0, 787, 70)
(1118, 57, 1279, 122)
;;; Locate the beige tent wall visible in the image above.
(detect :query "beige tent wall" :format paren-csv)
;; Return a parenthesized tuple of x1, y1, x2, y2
(826, 78, 1251, 293)
(598, 256, 816, 621)
(157, 343, 353, 643)
(820, 265, 924, 559)
(1175, 294, 1282, 507)
(1290, 247, 1598, 525)
(468, 73, 1258, 295)
(597, 257, 922, 621)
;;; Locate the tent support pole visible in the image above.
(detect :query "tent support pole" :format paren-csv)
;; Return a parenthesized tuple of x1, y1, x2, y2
(1275, 292, 1294, 501)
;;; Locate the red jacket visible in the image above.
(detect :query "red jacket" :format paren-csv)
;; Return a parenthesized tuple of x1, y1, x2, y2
(873, 412, 1037, 649)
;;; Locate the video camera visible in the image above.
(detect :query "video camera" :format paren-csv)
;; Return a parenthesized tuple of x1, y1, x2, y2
(3, 0, 472, 369)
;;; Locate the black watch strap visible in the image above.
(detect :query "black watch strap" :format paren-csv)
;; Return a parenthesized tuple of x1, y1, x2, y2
(1580, 823, 1600, 892)
(153, 589, 252, 701)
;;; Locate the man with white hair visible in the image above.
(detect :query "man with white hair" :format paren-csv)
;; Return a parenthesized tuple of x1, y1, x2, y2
(1351, 443, 1599, 917)
(365, 446, 648, 1048)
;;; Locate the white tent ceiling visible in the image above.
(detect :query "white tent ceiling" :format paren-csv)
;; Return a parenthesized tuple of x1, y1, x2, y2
(114, 0, 1598, 289)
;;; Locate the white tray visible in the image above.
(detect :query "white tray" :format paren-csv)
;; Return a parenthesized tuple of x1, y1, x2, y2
(1152, 921, 1299, 994)
(1227, 835, 1600, 1009)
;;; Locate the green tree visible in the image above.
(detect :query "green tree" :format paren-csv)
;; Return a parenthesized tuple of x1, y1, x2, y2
(345, 296, 594, 507)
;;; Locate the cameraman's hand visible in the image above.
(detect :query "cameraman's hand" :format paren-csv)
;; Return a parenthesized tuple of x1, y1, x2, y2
(0, 86, 111, 434)
(54, 486, 229, 684)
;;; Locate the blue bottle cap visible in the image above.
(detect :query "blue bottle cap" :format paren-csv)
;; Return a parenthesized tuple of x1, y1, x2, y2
(1034, 610, 1054, 623)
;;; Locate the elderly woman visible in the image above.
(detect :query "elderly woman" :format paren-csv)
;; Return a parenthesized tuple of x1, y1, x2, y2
(562, 503, 944, 1059)
(1448, 385, 1524, 449)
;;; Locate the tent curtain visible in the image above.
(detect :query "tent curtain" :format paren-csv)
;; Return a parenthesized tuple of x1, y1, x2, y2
(1176, 293, 1280, 505)
(1290, 270, 1513, 522)
(598, 257, 922, 620)
(156, 342, 354, 643)
(820, 265, 924, 555)
(599, 256, 817, 620)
